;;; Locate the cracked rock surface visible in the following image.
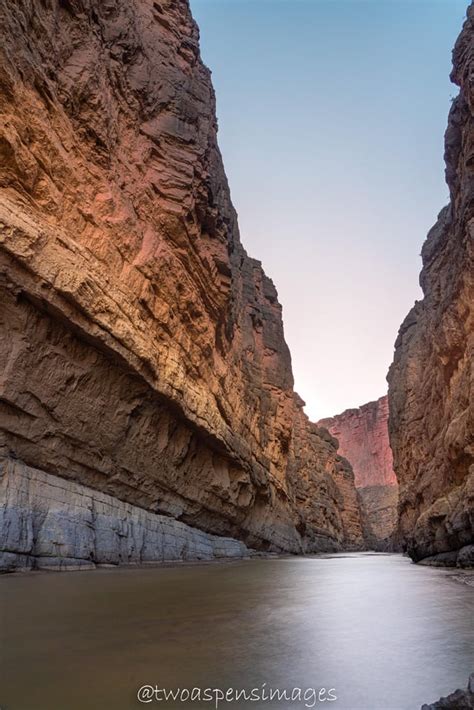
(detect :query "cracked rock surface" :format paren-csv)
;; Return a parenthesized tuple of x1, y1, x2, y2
(388, 6, 474, 565)
(0, 0, 364, 568)
(319, 396, 399, 550)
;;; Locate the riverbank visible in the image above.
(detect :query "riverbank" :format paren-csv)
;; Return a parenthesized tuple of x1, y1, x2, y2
(0, 460, 254, 572)
(1, 457, 471, 576)
(1, 460, 368, 573)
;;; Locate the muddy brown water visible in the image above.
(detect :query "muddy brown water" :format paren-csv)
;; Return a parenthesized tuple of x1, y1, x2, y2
(0, 553, 472, 709)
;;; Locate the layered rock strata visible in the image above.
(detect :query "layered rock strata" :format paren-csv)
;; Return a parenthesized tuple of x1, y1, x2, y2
(0, 0, 364, 569)
(319, 396, 399, 550)
(388, 6, 474, 565)
(357, 485, 399, 552)
(319, 396, 397, 489)
(0, 459, 250, 571)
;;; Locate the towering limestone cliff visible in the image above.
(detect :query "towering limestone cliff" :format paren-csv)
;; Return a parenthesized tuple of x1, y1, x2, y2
(388, 6, 474, 566)
(0, 0, 363, 569)
(320, 397, 396, 490)
(319, 396, 399, 550)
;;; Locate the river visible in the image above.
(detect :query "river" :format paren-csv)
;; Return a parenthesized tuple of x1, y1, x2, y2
(0, 553, 472, 709)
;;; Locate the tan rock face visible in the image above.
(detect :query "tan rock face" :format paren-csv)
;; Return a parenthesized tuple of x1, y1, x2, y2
(0, 0, 364, 563)
(388, 7, 474, 563)
(357, 485, 399, 552)
(319, 396, 399, 549)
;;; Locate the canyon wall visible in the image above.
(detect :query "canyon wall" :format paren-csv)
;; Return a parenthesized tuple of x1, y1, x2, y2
(319, 396, 399, 550)
(0, 459, 251, 571)
(388, 6, 474, 566)
(0, 0, 364, 569)
(319, 396, 396, 489)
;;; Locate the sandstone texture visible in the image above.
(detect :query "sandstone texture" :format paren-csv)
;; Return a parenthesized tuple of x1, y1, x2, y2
(319, 396, 399, 550)
(357, 484, 399, 552)
(0, 0, 364, 569)
(388, 6, 474, 565)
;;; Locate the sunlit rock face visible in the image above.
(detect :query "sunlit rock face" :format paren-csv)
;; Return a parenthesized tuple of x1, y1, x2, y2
(319, 397, 397, 489)
(319, 396, 399, 550)
(388, 6, 474, 566)
(0, 0, 364, 568)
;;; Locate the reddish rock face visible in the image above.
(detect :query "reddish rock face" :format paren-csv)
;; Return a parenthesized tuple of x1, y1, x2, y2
(388, 7, 474, 564)
(319, 396, 397, 489)
(319, 396, 399, 549)
(0, 0, 364, 565)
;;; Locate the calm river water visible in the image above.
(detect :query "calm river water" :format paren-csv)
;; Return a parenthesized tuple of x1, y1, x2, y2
(0, 553, 472, 710)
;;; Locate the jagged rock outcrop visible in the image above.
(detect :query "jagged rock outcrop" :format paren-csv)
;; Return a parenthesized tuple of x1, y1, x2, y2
(421, 675, 474, 710)
(388, 5, 474, 565)
(319, 396, 399, 550)
(0, 0, 364, 569)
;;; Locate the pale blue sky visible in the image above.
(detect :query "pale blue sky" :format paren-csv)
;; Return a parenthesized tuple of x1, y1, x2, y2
(190, 0, 468, 420)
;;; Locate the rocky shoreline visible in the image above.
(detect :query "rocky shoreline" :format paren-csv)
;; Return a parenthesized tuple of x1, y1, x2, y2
(2, 448, 471, 572)
(0, 458, 253, 572)
(418, 547, 474, 569)
(421, 674, 474, 709)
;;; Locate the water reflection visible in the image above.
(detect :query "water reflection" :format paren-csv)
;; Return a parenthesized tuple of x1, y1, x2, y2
(0, 553, 472, 709)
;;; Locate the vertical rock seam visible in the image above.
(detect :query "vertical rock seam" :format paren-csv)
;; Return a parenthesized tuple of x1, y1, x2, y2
(319, 396, 399, 550)
(0, 0, 364, 569)
(388, 4, 474, 566)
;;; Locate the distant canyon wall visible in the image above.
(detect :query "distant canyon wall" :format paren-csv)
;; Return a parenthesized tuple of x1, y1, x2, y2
(0, 0, 364, 570)
(319, 396, 397, 489)
(319, 396, 399, 550)
(388, 5, 474, 566)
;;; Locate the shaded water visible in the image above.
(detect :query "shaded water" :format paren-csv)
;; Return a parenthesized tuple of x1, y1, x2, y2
(0, 553, 472, 710)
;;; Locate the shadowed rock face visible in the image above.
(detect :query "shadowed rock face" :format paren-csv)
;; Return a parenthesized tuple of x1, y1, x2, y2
(357, 485, 399, 552)
(0, 460, 252, 572)
(388, 6, 474, 565)
(319, 396, 399, 550)
(420, 674, 474, 710)
(0, 0, 364, 567)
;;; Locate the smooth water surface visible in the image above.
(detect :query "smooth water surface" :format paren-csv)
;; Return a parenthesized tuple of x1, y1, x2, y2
(0, 553, 472, 710)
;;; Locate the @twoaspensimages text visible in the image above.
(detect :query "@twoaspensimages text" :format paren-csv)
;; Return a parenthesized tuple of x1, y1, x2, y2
(137, 684, 337, 707)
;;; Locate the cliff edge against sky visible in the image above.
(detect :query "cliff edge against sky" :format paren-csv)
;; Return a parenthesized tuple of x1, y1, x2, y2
(388, 5, 474, 566)
(0, 0, 364, 569)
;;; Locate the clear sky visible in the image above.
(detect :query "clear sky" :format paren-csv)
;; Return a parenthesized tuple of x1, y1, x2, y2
(190, 0, 468, 421)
